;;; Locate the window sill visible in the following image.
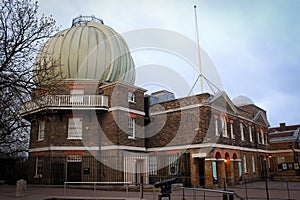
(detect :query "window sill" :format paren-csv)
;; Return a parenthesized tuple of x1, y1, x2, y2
(37, 139, 44, 142)
(128, 100, 136, 104)
(34, 175, 42, 178)
(128, 136, 136, 140)
(67, 137, 82, 140)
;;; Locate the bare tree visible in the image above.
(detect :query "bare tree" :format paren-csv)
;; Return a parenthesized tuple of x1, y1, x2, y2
(0, 0, 59, 157)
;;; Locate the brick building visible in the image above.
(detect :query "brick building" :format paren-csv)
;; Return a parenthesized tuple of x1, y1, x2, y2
(21, 16, 271, 187)
(268, 123, 300, 177)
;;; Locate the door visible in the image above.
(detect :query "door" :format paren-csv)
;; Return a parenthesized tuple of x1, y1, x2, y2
(135, 160, 144, 184)
(67, 162, 82, 182)
(199, 158, 205, 186)
(51, 163, 64, 185)
(259, 156, 267, 179)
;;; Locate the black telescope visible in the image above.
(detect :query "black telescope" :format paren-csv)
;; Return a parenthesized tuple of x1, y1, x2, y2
(154, 178, 177, 200)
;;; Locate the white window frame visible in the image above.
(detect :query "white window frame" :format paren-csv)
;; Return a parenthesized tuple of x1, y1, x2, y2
(128, 91, 135, 103)
(38, 120, 45, 141)
(169, 154, 179, 175)
(230, 123, 235, 139)
(149, 156, 158, 175)
(221, 116, 228, 137)
(215, 119, 219, 136)
(257, 131, 261, 144)
(252, 155, 256, 172)
(240, 123, 245, 141)
(128, 117, 136, 139)
(264, 134, 268, 144)
(35, 157, 43, 177)
(261, 130, 265, 144)
(243, 154, 248, 173)
(68, 117, 83, 139)
(249, 126, 253, 142)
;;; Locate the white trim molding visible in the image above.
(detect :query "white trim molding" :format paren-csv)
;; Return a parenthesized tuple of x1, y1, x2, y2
(109, 106, 145, 116)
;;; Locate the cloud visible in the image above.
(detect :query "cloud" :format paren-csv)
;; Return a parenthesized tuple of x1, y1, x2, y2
(37, 0, 300, 126)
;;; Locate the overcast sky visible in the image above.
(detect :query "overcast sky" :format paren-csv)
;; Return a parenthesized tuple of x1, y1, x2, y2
(38, 0, 300, 127)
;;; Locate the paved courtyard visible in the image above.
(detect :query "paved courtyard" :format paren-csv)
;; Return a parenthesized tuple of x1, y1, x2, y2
(0, 180, 299, 200)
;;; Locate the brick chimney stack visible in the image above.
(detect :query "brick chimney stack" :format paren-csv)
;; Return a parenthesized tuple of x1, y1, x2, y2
(279, 123, 286, 131)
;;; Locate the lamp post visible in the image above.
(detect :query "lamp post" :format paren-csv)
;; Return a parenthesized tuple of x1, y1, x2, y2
(289, 143, 299, 175)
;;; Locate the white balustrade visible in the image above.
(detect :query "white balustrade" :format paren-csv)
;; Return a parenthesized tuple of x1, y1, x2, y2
(20, 95, 109, 114)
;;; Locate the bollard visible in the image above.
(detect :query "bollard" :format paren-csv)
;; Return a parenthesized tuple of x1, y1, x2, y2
(16, 179, 26, 198)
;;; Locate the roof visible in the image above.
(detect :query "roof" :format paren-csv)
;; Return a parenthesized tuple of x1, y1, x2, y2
(34, 16, 135, 84)
(269, 124, 300, 143)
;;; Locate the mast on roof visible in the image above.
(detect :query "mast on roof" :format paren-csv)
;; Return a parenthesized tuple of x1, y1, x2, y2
(194, 5, 204, 93)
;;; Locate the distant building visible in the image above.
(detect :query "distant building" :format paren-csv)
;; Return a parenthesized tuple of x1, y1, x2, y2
(20, 16, 272, 187)
(149, 90, 175, 104)
(268, 123, 300, 177)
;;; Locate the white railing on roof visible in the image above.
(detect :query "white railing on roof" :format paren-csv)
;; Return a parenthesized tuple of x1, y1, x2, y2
(20, 95, 109, 114)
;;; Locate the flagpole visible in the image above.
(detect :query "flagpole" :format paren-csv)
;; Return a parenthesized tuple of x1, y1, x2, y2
(194, 5, 203, 93)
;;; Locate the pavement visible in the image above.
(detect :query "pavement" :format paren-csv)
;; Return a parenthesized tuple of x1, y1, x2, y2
(0, 180, 299, 200)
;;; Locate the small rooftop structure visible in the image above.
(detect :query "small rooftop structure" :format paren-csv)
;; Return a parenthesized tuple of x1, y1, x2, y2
(232, 95, 254, 107)
(269, 123, 300, 143)
(72, 15, 104, 26)
(150, 90, 175, 104)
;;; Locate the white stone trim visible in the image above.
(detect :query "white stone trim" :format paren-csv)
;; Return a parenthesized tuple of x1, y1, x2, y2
(205, 158, 216, 161)
(192, 153, 207, 158)
(109, 106, 145, 116)
(150, 104, 203, 116)
(29, 145, 146, 153)
(29, 143, 292, 155)
(148, 143, 269, 153)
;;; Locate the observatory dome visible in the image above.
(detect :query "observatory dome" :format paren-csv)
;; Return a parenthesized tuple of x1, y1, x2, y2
(34, 16, 135, 84)
(232, 95, 254, 107)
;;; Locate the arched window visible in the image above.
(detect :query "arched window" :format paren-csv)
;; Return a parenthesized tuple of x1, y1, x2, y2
(240, 123, 245, 141)
(215, 118, 219, 136)
(243, 154, 248, 173)
(260, 129, 265, 144)
(221, 115, 228, 137)
(249, 126, 253, 142)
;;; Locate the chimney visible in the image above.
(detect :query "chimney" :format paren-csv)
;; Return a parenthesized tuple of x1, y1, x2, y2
(280, 123, 286, 131)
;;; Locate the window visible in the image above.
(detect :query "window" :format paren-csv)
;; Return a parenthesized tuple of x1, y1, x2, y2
(169, 154, 179, 175)
(149, 156, 158, 175)
(35, 157, 43, 177)
(230, 123, 235, 139)
(68, 117, 83, 139)
(240, 123, 245, 141)
(221, 116, 228, 137)
(252, 155, 256, 172)
(70, 89, 84, 103)
(67, 155, 82, 162)
(243, 154, 247, 173)
(215, 119, 219, 136)
(257, 131, 261, 144)
(249, 126, 253, 142)
(38, 120, 45, 141)
(238, 162, 242, 177)
(128, 117, 135, 139)
(261, 130, 265, 144)
(128, 91, 135, 103)
(264, 134, 268, 144)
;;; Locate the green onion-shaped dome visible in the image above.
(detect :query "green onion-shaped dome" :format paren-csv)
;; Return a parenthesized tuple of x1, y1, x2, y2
(35, 16, 135, 84)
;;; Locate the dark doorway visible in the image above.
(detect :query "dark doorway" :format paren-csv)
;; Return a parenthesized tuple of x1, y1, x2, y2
(135, 160, 144, 185)
(51, 163, 64, 184)
(199, 158, 205, 186)
(259, 156, 267, 179)
(67, 162, 82, 182)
